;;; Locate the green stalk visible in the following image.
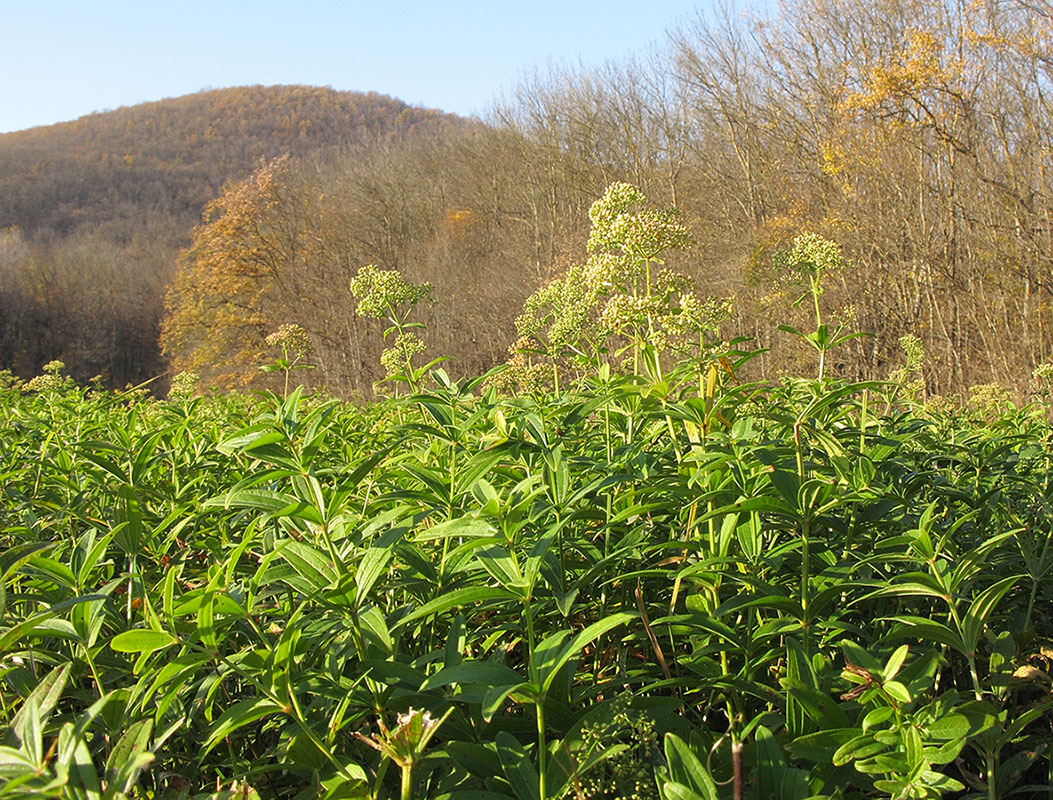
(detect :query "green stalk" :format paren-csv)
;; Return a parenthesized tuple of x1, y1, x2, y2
(794, 419, 811, 653)
(524, 597, 546, 799)
(859, 389, 868, 452)
(812, 274, 825, 381)
(536, 698, 547, 800)
(1023, 524, 1051, 630)
(401, 763, 413, 800)
(81, 642, 105, 699)
(945, 599, 983, 701)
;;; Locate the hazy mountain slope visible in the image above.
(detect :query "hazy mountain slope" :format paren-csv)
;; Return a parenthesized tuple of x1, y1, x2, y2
(0, 85, 465, 239)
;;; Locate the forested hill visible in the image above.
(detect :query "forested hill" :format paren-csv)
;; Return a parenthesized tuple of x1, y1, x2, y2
(0, 85, 464, 239)
(0, 86, 466, 388)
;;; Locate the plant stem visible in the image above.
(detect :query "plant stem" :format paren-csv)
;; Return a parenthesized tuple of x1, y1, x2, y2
(986, 751, 996, 800)
(401, 763, 413, 800)
(536, 700, 547, 800)
(523, 597, 546, 799)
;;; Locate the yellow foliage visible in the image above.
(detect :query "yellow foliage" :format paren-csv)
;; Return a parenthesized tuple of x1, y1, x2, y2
(160, 157, 293, 389)
(441, 207, 483, 242)
(819, 139, 846, 176)
(845, 29, 961, 118)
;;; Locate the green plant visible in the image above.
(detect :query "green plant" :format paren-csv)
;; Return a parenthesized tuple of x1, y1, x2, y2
(350, 264, 436, 395)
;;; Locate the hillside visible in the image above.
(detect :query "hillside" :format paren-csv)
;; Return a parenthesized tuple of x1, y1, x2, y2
(0, 84, 464, 239)
(0, 86, 467, 387)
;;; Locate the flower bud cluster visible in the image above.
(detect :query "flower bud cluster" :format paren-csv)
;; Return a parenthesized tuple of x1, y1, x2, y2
(587, 182, 693, 261)
(23, 360, 70, 393)
(264, 323, 312, 359)
(168, 371, 201, 401)
(23, 374, 65, 393)
(889, 333, 925, 395)
(350, 264, 433, 319)
(487, 337, 548, 395)
(380, 333, 427, 378)
(355, 707, 449, 769)
(599, 294, 658, 336)
(774, 232, 847, 283)
(516, 262, 598, 349)
(575, 702, 661, 800)
(1033, 361, 1053, 390)
(665, 293, 733, 338)
(508, 183, 735, 386)
(968, 382, 1015, 421)
(899, 333, 924, 372)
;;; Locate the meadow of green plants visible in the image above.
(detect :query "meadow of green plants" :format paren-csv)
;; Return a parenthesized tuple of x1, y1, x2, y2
(2, 186, 1052, 800)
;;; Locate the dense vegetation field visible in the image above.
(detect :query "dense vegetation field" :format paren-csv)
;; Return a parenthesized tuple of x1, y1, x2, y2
(1, 354, 1052, 799)
(3, 184, 1053, 800)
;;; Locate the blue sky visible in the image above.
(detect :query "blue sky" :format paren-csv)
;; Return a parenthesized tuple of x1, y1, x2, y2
(0, 1, 725, 134)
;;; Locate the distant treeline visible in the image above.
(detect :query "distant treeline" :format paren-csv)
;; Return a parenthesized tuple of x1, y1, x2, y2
(0, 85, 464, 386)
(5, 0, 1053, 397)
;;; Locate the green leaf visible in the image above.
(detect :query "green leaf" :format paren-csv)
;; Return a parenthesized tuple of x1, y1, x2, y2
(7, 664, 70, 748)
(204, 488, 299, 513)
(961, 576, 1018, 653)
(202, 698, 286, 756)
(926, 713, 969, 740)
(105, 718, 154, 795)
(0, 744, 39, 773)
(883, 680, 911, 704)
(0, 595, 107, 653)
(838, 640, 880, 673)
(833, 733, 886, 766)
(395, 586, 519, 629)
(886, 616, 967, 655)
(768, 469, 801, 508)
(904, 725, 924, 771)
(785, 728, 859, 764)
(882, 645, 909, 682)
(482, 682, 535, 722)
(0, 541, 56, 587)
(663, 733, 719, 800)
(278, 540, 338, 591)
(538, 612, 633, 693)
(415, 516, 494, 543)
(477, 543, 527, 594)
(662, 783, 713, 800)
(755, 725, 811, 800)
(217, 424, 283, 455)
(355, 528, 401, 608)
(110, 629, 178, 654)
(421, 661, 526, 693)
(496, 732, 539, 800)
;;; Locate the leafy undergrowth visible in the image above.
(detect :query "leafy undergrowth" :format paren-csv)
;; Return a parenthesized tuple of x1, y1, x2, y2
(1, 364, 1052, 800)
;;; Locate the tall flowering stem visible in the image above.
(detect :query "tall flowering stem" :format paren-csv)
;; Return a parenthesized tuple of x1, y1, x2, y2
(513, 183, 712, 392)
(773, 233, 865, 381)
(261, 323, 313, 398)
(587, 183, 693, 378)
(350, 265, 434, 396)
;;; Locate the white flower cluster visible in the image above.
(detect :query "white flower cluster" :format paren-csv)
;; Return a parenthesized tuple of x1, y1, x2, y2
(773, 232, 848, 283)
(264, 323, 312, 358)
(380, 333, 427, 379)
(168, 371, 200, 401)
(505, 183, 733, 388)
(350, 264, 433, 319)
(587, 182, 693, 262)
(23, 360, 69, 393)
